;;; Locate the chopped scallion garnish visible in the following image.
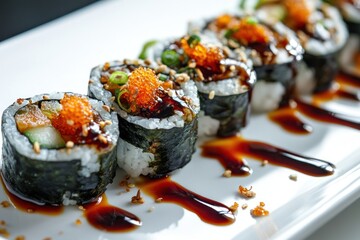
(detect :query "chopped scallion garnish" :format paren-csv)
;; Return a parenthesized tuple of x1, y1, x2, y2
(161, 50, 180, 68)
(109, 71, 128, 85)
(187, 34, 201, 48)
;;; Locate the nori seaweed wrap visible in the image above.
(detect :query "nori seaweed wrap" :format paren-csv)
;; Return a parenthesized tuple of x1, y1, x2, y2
(1, 92, 119, 205)
(329, 0, 360, 78)
(145, 34, 256, 136)
(255, 0, 348, 93)
(88, 60, 200, 178)
(188, 13, 303, 112)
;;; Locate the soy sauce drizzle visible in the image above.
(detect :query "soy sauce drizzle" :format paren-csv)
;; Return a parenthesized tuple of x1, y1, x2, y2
(141, 177, 235, 226)
(336, 72, 360, 88)
(202, 136, 335, 177)
(82, 194, 141, 232)
(268, 107, 313, 135)
(312, 85, 360, 106)
(0, 175, 63, 215)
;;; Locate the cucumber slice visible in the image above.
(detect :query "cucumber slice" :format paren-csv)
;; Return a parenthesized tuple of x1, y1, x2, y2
(24, 126, 65, 149)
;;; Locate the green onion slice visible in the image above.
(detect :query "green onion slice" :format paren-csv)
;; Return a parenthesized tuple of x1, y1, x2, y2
(158, 73, 168, 81)
(187, 34, 201, 48)
(109, 71, 128, 85)
(161, 50, 180, 68)
(138, 40, 158, 59)
(115, 89, 130, 112)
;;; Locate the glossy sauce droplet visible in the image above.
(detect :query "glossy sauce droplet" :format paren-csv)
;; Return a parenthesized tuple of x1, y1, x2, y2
(202, 136, 335, 177)
(83, 195, 141, 232)
(141, 177, 235, 226)
(0, 175, 63, 215)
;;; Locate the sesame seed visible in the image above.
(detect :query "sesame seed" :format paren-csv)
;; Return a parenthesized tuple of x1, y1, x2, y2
(99, 121, 106, 129)
(169, 70, 176, 76)
(127, 183, 135, 188)
(195, 68, 204, 80)
(98, 135, 108, 144)
(66, 120, 74, 126)
(42, 95, 50, 100)
(33, 142, 41, 154)
(133, 59, 140, 65)
(242, 203, 248, 210)
(223, 169, 232, 178)
(289, 174, 298, 181)
(102, 105, 111, 112)
(155, 197, 163, 203)
(144, 59, 152, 65)
(261, 160, 268, 166)
(88, 79, 94, 84)
(208, 90, 215, 100)
(188, 61, 196, 68)
(220, 65, 226, 73)
(102, 62, 110, 71)
(230, 65, 236, 72)
(156, 65, 167, 73)
(110, 96, 115, 102)
(66, 141, 74, 148)
(82, 125, 88, 137)
(105, 120, 112, 125)
(75, 219, 82, 225)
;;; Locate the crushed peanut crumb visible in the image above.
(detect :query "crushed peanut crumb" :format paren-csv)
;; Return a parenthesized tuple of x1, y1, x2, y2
(42, 95, 50, 100)
(98, 135, 108, 144)
(0, 201, 11, 208)
(102, 62, 110, 71)
(195, 68, 204, 80)
(102, 105, 111, 112)
(155, 197, 163, 203)
(131, 190, 144, 204)
(82, 125, 88, 137)
(127, 183, 135, 188)
(75, 219, 82, 225)
(99, 121, 106, 129)
(229, 202, 239, 213)
(0, 228, 10, 238)
(238, 185, 256, 198)
(241, 203, 248, 210)
(88, 79, 94, 84)
(16, 98, 25, 105)
(223, 169, 232, 178)
(251, 202, 269, 217)
(15, 235, 25, 240)
(261, 160, 268, 166)
(78, 206, 85, 211)
(230, 65, 236, 72)
(104, 120, 112, 126)
(289, 174, 298, 181)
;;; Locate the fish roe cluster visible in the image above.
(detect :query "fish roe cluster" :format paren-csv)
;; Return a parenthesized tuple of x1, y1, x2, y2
(122, 67, 161, 113)
(52, 94, 93, 136)
(284, 0, 311, 29)
(232, 18, 272, 45)
(181, 38, 224, 72)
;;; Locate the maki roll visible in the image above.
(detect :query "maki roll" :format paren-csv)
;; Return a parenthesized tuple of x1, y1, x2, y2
(255, 0, 348, 93)
(88, 60, 199, 178)
(189, 13, 303, 112)
(145, 34, 256, 136)
(330, 0, 360, 77)
(1, 93, 119, 205)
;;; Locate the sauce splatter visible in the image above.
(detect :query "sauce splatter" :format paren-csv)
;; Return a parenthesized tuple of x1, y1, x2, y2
(202, 136, 335, 177)
(141, 177, 235, 226)
(83, 195, 141, 232)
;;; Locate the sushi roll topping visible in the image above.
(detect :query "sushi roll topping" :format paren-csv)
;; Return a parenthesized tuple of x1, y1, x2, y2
(206, 14, 299, 65)
(100, 63, 196, 120)
(14, 94, 112, 150)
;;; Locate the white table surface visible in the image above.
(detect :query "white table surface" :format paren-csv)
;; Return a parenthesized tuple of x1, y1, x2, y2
(0, 0, 359, 239)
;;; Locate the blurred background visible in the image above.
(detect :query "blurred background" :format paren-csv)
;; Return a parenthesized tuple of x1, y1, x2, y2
(0, 0, 99, 41)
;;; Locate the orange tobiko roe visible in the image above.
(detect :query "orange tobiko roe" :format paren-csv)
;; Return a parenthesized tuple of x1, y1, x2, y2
(121, 67, 162, 113)
(232, 18, 272, 45)
(180, 38, 224, 72)
(52, 94, 93, 136)
(284, 0, 311, 29)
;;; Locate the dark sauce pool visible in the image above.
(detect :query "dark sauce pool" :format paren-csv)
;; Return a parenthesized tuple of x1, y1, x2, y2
(82, 194, 141, 232)
(202, 136, 335, 177)
(140, 177, 235, 226)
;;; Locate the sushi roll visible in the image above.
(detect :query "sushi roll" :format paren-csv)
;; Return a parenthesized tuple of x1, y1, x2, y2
(255, 0, 348, 93)
(88, 60, 199, 178)
(1, 92, 119, 205)
(189, 13, 303, 112)
(145, 34, 256, 136)
(330, 0, 360, 77)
